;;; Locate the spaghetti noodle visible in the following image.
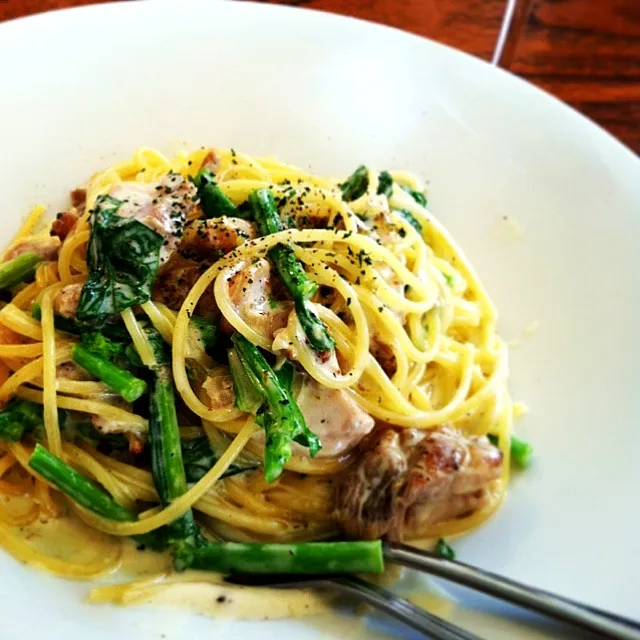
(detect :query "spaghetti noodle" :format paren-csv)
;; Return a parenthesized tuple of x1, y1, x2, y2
(0, 147, 518, 601)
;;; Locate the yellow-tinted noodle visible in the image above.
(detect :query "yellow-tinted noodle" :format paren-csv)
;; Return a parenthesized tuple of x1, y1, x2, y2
(0, 146, 516, 594)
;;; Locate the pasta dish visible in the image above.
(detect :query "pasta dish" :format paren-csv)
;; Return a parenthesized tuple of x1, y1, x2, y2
(0, 147, 530, 596)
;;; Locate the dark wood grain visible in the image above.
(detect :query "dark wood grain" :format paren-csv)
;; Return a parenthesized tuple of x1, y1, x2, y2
(258, 0, 507, 60)
(529, 76, 640, 153)
(0, 0, 112, 22)
(508, 0, 640, 78)
(2, 0, 639, 153)
(500, 0, 640, 154)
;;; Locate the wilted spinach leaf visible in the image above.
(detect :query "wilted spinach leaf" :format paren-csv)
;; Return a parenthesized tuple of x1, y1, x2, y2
(76, 195, 164, 328)
(181, 436, 258, 483)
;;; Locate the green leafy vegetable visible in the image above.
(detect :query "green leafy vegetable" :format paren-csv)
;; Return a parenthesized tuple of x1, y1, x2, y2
(76, 195, 164, 328)
(402, 185, 427, 207)
(189, 316, 218, 353)
(80, 332, 127, 361)
(377, 171, 394, 197)
(0, 399, 44, 441)
(181, 436, 258, 483)
(340, 165, 369, 202)
(231, 333, 320, 483)
(397, 209, 423, 234)
(435, 538, 456, 560)
(0, 252, 41, 289)
(192, 169, 240, 219)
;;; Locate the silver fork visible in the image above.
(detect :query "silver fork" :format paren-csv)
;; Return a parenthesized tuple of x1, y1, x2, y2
(226, 572, 481, 640)
(226, 542, 640, 639)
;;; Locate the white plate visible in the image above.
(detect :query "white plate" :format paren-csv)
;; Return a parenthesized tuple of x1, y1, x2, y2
(1, 1, 639, 638)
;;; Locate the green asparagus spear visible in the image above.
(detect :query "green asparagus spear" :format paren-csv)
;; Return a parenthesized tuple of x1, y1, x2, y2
(188, 540, 384, 575)
(340, 165, 369, 202)
(435, 538, 456, 560)
(228, 347, 263, 414)
(28, 444, 165, 550)
(510, 435, 534, 469)
(248, 188, 334, 352)
(143, 326, 204, 568)
(488, 433, 533, 469)
(29, 443, 134, 521)
(231, 333, 320, 482)
(192, 169, 240, 219)
(0, 399, 44, 441)
(72, 344, 147, 403)
(0, 252, 41, 289)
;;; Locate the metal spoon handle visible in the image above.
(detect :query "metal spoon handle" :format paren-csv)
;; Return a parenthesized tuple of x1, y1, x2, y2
(384, 543, 640, 640)
(330, 575, 482, 640)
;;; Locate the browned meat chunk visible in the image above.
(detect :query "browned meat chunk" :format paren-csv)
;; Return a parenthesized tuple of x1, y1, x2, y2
(50, 211, 79, 241)
(152, 257, 217, 316)
(180, 217, 256, 260)
(335, 426, 503, 541)
(370, 336, 397, 378)
(70, 188, 87, 208)
(4, 236, 61, 262)
(109, 173, 197, 263)
(53, 283, 82, 319)
(201, 149, 220, 173)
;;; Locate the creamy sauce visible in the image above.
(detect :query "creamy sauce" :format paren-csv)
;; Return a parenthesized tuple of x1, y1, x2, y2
(4, 500, 556, 638)
(5, 496, 332, 621)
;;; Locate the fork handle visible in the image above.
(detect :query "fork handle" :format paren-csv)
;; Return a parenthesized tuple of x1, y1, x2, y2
(384, 543, 640, 640)
(330, 575, 482, 640)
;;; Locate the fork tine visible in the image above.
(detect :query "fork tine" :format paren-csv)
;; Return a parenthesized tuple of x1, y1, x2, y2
(332, 575, 482, 640)
(383, 543, 640, 640)
(225, 573, 482, 640)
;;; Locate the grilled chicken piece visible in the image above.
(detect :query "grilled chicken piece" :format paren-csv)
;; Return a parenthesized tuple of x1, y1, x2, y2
(50, 210, 79, 241)
(53, 283, 82, 319)
(180, 217, 256, 260)
(92, 398, 142, 436)
(335, 426, 503, 541)
(4, 236, 61, 262)
(294, 377, 374, 458)
(225, 258, 290, 343)
(109, 173, 197, 263)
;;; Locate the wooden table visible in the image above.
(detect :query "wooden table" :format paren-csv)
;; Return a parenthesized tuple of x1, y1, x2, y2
(3, 0, 639, 154)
